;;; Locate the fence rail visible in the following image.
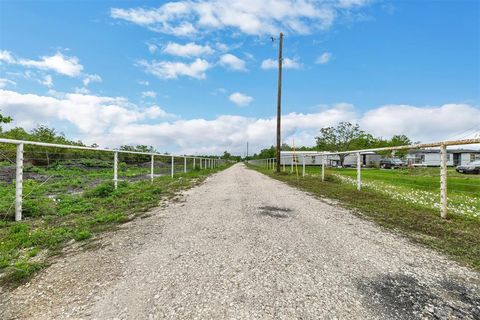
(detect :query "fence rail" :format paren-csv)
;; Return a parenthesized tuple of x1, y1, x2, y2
(0, 138, 229, 221)
(248, 138, 480, 219)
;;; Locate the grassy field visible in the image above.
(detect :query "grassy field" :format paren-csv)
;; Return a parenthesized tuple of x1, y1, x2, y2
(296, 166, 479, 218)
(0, 162, 230, 287)
(249, 164, 480, 272)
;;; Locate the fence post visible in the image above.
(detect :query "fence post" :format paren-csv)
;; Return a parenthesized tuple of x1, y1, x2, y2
(171, 156, 174, 178)
(356, 152, 361, 191)
(302, 155, 305, 177)
(282, 158, 285, 172)
(321, 155, 325, 182)
(290, 156, 293, 173)
(440, 144, 448, 218)
(15, 143, 24, 221)
(193, 157, 196, 169)
(113, 151, 118, 189)
(184, 156, 187, 173)
(150, 154, 154, 183)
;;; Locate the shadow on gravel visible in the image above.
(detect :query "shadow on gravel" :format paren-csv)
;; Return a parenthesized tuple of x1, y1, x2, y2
(257, 206, 292, 219)
(357, 274, 480, 319)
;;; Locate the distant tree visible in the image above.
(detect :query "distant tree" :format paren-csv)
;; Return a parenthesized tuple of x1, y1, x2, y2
(257, 146, 276, 159)
(0, 114, 12, 123)
(388, 134, 412, 146)
(0, 113, 12, 132)
(375, 135, 413, 158)
(222, 151, 232, 159)
(0, 127, 30, 140)
(315, 122, 375, 166)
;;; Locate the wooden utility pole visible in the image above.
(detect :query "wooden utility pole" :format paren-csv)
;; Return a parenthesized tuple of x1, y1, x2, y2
(276, 32, 283, 173)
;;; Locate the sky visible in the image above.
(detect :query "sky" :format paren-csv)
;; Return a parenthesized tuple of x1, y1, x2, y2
(0, 0, 479, 155)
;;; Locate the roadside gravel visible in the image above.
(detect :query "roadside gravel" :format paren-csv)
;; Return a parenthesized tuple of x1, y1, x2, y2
(1, 163, 479, 319)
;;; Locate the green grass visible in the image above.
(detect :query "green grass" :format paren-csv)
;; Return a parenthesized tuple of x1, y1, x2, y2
(326, 167, 480, 194)
(294, 166, 479, 217)
(249, 165, 480, 272)
(0, 164, 230, 287)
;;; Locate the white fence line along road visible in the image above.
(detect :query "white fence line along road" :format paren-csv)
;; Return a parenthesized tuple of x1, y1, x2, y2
(0, 138, 230, 221)
(248, 138, 480, 219)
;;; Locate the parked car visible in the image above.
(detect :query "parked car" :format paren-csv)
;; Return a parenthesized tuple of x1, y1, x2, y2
(379, 158, 405, 169)
(456, 160, 480, 174)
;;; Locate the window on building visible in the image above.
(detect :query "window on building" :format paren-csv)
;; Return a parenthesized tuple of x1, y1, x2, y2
(471, 154, 477, 162)
(311, 156, 316, 164)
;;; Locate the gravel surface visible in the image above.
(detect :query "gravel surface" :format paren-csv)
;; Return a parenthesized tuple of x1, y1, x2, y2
(1, 163, 479, 319)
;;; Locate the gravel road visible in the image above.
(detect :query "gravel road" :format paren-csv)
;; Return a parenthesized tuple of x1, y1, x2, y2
(1, 163, 479, 319)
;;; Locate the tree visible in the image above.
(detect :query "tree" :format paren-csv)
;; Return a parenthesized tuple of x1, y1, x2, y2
(256, 146, 276, 159)
(0, 113, 12, 132)
(315, 122, 375, 166)
(374, 135, 413, 158)
(222, 151, 232, 159)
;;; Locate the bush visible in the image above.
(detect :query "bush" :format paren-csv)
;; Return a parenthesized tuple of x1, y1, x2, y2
(22, 197, 56, 217)
(57, 196, 94, 216)
(84, 182, 115, 198)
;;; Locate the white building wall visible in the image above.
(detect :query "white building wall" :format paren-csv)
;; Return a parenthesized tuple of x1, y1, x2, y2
(461, 153, 479, 165)
(279, 152, 323, 166)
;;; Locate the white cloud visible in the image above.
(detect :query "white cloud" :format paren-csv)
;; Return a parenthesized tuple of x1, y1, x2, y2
(110, 0, 372, 36)
(229, 92, 253, 107)
(0, 78, 16, 88)
(19, 53, 83, 77)
(0, 89, 171, 136)
(40, 75, 53, 88)
(142, 91, 157, 98)
(137, 58, 211, 79)
(359, 104, 480, 142)
(337, 0, 371, 9)
(316, 52, 332, 64)
(0, 50, 15, 64)
(219, 54, 246, 71)
(147, 42, 159, 53)
(215, 42, 229, 52)
(138, 80, 150, 86)
(74, 87, 90, 94)
(261, 57, 302, 70)
(0, 50, 84, 77)
(163, 42, 214, 57)
(82, 74, 102, 86)
(1, 88, 478, 155)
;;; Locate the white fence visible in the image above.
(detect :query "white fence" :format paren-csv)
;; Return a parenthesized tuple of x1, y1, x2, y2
(0, 138, 229, 221)
(248, 138, 480, 219)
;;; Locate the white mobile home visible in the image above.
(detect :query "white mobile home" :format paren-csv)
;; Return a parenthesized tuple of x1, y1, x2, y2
(279, 151, 382, 167)
(279, 151, 323, 166)
(406, 149, 480, 167)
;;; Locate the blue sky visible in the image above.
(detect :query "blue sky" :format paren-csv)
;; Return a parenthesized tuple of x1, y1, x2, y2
(0, 0, 479, 154)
